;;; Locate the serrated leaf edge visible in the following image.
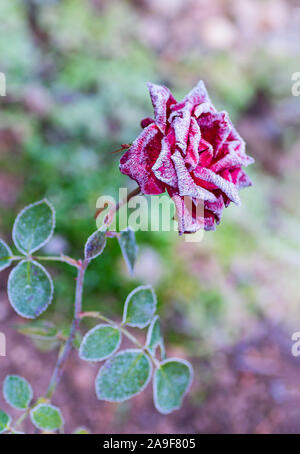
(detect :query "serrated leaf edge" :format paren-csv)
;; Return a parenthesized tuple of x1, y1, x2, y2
(3, 375, 33, 410)
(153, 358, 194, 415)
(12, 199, 56, 255)
(79, 323, 122, 362)
(0, 239, 12, 271)
(7, 260, 54, 319)
(122, 285, 157, 329)
(30, 403, 64, 431)
(95, 348, 153, 403)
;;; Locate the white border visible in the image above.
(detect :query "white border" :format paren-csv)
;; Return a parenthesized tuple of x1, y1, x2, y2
(7, 260, 54, 319)
(0, 238, 12, 271)
(30, 403, 64, 431)
(153, 358, 194, 415)
(84, 228, 107, 260)
(3, 374, 33, 410)
(122, 285, 157, 328)
(95, 348, 153, 402)
(118, 226, 138, 276)
(12, 199, 56, 255)
(79, 323, 122, 362)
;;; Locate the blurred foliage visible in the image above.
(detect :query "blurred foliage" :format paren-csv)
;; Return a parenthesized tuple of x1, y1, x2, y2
(0, 0, 299, 357)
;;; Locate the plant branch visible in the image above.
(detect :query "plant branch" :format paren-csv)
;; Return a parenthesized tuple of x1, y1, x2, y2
(46, 259, 89, 399)
(94, 186, 141, 223)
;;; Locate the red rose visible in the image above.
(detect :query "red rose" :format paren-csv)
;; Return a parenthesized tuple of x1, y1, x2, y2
(120, 81, 254, 234)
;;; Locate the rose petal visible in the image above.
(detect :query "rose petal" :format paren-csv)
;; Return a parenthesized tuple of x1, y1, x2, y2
(171, 150, 217, 202)
(172, 193, 204, 234)
(120, 123, 165, 195)
(185, 117, 201, 170)
(198, 111, 232, 155)
(147, 82, 176, 134)
(152, 130, 177, 187)
(194, 166, 240, 205)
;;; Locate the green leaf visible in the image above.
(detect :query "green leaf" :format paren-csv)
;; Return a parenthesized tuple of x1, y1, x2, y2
(84, 228, 106, 260)
(118, 227, 138, 275)
(12, 199, 55, 254)
(3, 375, 33, 410)
(73, 427, 90, 434)
(0, 409, 11, 433)
(14, 320, 58, 340)
(8, 260, 53, 319)
(95, 349, 152, 402)
(79, 324, 121, 362)
(0, 239, 12, 271)
(146, 316, 165, 359)
(123, 285, 157, 328)
(30, 403, 63, 431)
(153, 359, 193, 414)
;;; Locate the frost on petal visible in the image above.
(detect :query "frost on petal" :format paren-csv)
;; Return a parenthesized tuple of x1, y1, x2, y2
(204, 211, 216, 231)
(169, 107, 192, 155)
(147, 83, 176, 134)
(171, 151, 217, 202)
(194, 167, 240, 205)
(185, 117, 201, 170)
(198, 139, 214, 168)
(183, 80, 212, 107)
(198, 111, 232, 155)
(231, 168, 253, 189)
(205, 193, 225, 224)
(152, 130, 177, 188)
(172, 193, 204, 235)
(120, 123, 165, 195)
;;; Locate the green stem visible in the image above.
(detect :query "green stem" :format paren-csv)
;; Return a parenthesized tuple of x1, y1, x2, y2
(46, 259, 89, 399)
(79, 311, 160, 368)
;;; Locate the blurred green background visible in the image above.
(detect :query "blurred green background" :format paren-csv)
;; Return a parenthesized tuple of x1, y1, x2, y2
(0, 0, 300, 434)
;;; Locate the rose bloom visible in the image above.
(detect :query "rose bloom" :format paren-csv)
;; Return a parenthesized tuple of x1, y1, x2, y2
(120, 81, 254, 234)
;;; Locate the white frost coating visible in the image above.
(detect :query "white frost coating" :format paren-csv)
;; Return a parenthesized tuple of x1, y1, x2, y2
(95, 348, 153, 403)
(122, 285, 157, 328)
(153, 358, 194, 415)
(30, 403, 64, 431)
(194, 167, 241, 205)
(12, 199, 56, 255)
(171, 151, 217, 202)
(3, 375, 33, 410)
(7, 260, 54, 319)
(79, 323, 122, 362)
(0, 239, 12, 271)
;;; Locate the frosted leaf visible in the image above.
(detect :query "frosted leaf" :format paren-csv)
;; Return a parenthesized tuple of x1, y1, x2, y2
(118, 227, 138, 275)
(146, 315, 165, 359)
(0, 239, 12, 271)
(153, 359, 193, 414)
(8, 260, 53, 319)
(3, 375, 33, 410)
(123, 285, 157, 328)
(84, 228, 106, 260)
(12, 199, 55, 255)
(0, 410, 11, 433)
(30, 404, 63, 431)
(79, 324, 121, 362)
(95, 349, 152, 402)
